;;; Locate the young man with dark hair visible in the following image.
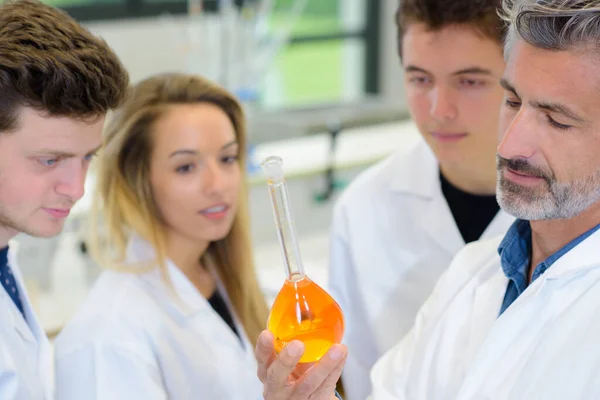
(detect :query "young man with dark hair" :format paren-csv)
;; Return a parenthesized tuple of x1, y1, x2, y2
(0, 0, 129, 398)
(325, 1, 513, 398)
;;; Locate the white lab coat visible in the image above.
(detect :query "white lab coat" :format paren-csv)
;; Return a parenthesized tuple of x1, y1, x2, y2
(370, 228, 600, 399)
(0, 242, 54, 399)
(54, 236, 263, 400)
(328, 135, 515, 400)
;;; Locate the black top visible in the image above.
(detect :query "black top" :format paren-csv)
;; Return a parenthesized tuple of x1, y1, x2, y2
(440, 171, 500, 244)
(208, 289, 241, 341)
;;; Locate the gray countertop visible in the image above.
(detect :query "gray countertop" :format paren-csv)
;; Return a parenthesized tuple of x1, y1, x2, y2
(245, 96, 409, 144)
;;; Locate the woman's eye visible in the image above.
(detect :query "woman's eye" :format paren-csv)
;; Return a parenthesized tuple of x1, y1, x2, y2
(176, 164, 194, 174)
(222, 155, 239, 164)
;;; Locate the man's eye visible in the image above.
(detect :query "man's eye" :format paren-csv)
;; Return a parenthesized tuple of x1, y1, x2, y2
(39, 159, 58, 167)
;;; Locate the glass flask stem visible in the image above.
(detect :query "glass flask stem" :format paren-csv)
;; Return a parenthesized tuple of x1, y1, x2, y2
(261, 156, 305, 281)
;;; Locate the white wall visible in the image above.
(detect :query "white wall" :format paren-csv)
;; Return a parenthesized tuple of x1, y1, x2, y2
(84, 15, 224, 85)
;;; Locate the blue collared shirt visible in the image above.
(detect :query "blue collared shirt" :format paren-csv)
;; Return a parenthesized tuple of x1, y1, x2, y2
(498, 219, 600, 315)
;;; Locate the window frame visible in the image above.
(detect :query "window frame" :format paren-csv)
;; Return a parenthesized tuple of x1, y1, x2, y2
(61, 0, 380, 96)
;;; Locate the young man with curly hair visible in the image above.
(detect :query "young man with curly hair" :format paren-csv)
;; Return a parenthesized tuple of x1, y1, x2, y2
(0, 1, 129, 398)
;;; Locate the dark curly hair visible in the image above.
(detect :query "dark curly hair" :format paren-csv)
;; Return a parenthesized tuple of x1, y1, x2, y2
(395, 0, 508, 57)
(0, 0, 129, 132)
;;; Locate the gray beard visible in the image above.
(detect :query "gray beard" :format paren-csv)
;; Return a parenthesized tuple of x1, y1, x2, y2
(496, 169, 600, 220)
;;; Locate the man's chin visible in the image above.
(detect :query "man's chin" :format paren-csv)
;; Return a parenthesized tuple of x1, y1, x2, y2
(497, 187, 548, 220)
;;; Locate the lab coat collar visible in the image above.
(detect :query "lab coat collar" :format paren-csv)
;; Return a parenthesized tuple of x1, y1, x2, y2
(388, 136, 439, 199)
(387, 137, 466, 253)
(386, 137, 514, 254)
(125, 235, 212, 318)
(5, 241, 54, 395)
(543, 226, 600, 280)
(5, 242, 36, 344)
(126, 235, 253, 351)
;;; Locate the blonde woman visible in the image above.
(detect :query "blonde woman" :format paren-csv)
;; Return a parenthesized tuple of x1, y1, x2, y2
(54, 73, 269, 399)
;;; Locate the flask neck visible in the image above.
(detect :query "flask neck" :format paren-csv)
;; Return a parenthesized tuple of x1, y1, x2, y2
(267, 179, 306, 279)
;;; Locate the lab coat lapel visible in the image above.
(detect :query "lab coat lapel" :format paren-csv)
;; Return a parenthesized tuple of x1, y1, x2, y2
(389, 138, 464, 255)
(126, 236, 206, 318)
(211, 270, 254, 356)
(6, 297, 35, 343)
(166, 259, 253, 359)
(6, 243, 53, 397)
(127, 236, 250, 355)
(542, 227, 600, 279)
(464, 264, 507, 365)
(5, 247, 36, 344)
(421, 188, 465, 255)
(481, 209, 514, 240)
(0, 278, 35, 346)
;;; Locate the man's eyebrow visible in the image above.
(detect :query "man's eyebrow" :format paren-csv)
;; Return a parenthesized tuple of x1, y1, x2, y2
(33, 144, 103, 158)
(531, 100, 585, 123)
(404, 65, 428, 75)
(500, 77, 585, 123)
(451, 67, 494, 76)
(405, 65, 495, 77)
(35, 150, 76, 158)
(500, 78, 518, 96)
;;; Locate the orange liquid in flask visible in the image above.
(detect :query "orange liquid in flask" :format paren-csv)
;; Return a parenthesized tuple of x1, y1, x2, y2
(268, 275, 344, 363)
(261, 156, 345, 364)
